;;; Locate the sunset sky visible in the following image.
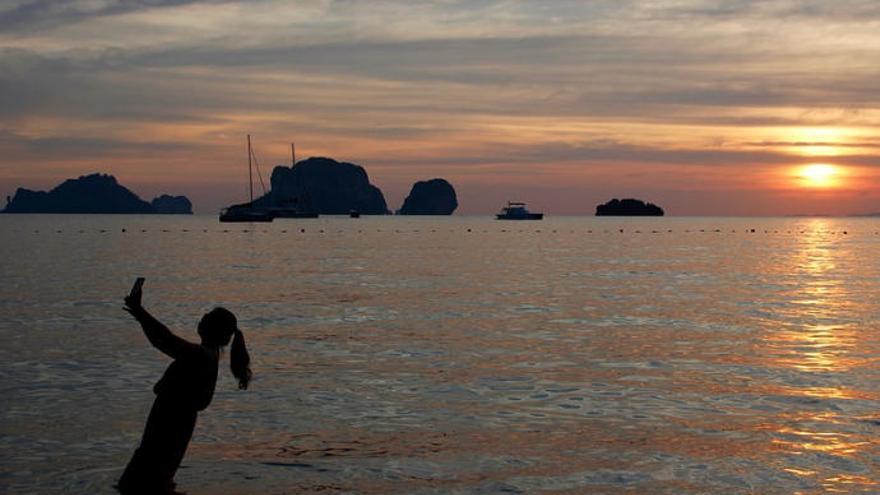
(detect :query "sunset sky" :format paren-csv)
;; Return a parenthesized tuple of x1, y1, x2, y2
(1, 0, 879, 215)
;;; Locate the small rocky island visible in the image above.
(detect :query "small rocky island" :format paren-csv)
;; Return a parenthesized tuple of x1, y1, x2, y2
(397, 178, 458, 215)
(151, 195, 193, 214)
(596, 198, 664, 216)
(3, 173, 192, 214)
(253, 157, 389, 214)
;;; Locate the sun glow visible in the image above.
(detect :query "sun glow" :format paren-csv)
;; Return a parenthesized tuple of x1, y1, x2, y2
(796, 164, 842, 188)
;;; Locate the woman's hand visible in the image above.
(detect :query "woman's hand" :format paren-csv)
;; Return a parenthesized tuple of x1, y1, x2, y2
(124, 277, 145, 314)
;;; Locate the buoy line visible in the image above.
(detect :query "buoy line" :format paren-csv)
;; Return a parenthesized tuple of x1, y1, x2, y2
(23, 227, 868, 236)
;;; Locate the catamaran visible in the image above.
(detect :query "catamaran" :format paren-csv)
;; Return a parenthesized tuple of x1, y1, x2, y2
(267, 142, 319, 219)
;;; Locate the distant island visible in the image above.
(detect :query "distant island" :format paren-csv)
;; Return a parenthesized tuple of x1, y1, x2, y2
(252, 157, 389, 215)
(397, 178, 458, 215)
(596, 198, 664, 216)
(151, 195, 193, 214)
(2, 173, 192, 214)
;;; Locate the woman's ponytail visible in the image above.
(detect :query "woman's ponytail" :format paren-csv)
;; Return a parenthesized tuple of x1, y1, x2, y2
(230, 329, 252, 390)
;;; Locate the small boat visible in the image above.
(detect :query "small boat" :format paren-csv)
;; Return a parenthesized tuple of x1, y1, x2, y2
(271, 200, 319, 219)
(220, 203, 274, 222)
(496, 201, 543, 220)
(273, 209, 319, 219)
(220, 135, 274, 223)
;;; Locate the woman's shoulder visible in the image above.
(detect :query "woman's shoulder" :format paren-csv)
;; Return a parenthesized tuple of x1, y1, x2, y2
(172, 342, 217, 363)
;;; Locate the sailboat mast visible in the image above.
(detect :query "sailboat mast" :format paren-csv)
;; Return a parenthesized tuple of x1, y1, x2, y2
(247, 134, 254, 203)
(291, 142, 295, 166)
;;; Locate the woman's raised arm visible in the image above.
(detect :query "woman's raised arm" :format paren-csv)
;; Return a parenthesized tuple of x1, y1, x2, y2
(123, 279, 197, 359)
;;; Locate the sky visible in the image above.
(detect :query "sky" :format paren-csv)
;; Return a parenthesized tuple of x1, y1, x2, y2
(1, 0, 879, 215)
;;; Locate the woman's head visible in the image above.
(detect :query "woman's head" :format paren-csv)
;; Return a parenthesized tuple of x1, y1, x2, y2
(198, 307, 237, 346)
(198, 307, 252, 389)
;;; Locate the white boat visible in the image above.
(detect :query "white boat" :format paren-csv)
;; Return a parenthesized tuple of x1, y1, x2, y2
(496, 201, 543, 220)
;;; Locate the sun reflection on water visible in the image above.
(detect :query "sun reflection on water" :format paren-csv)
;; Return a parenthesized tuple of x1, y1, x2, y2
(762, 221, 856, 373)
(758, 220, 878, 493)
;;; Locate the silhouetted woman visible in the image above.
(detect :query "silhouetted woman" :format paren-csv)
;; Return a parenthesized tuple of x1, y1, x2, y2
(117, 278, 251, 494)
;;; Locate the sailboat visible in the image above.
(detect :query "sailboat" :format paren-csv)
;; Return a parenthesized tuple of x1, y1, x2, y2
(219, 135, 275, 222)
(268, 142, 319, 219)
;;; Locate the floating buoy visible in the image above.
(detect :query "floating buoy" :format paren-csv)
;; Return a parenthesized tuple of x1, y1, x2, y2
(467, 228, 472, 232)
(300, 229, 305, 233)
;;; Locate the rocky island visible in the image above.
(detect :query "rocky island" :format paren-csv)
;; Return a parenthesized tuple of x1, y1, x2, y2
(3, 173, 192, 214)
(151, 195, 193, 214)
(252, 157, 389, 215)
(596, 198, 664, 216)
(397, 178, 458, 215)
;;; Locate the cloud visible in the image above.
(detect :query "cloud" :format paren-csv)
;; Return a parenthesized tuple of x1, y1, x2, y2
(0, 0, 225, 33)
(746, 140, 880, 149)
(0, 129, 196, 158)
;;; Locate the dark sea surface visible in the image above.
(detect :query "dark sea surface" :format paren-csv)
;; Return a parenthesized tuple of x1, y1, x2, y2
(1, 215, 879, 494)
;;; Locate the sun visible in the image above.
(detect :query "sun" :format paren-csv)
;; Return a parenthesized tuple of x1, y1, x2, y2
(796, 164, 841, 188)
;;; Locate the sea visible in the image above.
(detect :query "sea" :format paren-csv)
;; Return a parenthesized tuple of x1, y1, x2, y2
(1, 215, 879, 494)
